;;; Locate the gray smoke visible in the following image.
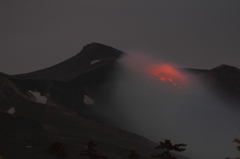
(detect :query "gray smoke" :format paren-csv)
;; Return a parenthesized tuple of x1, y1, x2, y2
(94, 53, 240, 159)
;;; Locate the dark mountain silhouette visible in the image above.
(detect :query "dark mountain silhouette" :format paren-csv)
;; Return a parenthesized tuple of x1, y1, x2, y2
(183, 64, 240, 101)
(13, 42, 123, 82)
(0, 43, 123, 107)
(1, 42, 240, 159)
(0, 43, 189, 159)
(201, 65, 240, 92)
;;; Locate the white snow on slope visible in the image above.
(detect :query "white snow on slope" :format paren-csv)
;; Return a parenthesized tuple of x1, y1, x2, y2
(91, 59, 101, 65)
(28, 91, 47, 104)
(7, 107, 15, 115)
(83, 95, 94, 105)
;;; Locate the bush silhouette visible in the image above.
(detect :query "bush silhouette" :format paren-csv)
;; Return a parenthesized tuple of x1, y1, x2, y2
(151, 139, 187, 159)
(47, 142, 68, 159)
(79, 139, 108, 159)
(128, 149, 141, 159)
(226, 138, 240, 159)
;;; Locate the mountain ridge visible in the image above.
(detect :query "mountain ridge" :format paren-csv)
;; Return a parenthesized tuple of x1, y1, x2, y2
(0, 43, 189, 159)
(2, 42, 240, 159)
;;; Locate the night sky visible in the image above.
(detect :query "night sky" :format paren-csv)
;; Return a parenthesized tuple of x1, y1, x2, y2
(1, 0, 240, 74)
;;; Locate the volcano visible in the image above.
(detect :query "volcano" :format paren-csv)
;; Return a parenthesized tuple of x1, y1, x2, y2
(0, 43, 190, 159)
(1, 43, 240, 159)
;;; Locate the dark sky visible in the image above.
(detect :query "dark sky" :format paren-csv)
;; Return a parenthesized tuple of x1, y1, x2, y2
(1, 1, 240, 74)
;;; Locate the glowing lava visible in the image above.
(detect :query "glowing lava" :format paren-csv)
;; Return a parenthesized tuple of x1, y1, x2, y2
(146, 64, 185, 88)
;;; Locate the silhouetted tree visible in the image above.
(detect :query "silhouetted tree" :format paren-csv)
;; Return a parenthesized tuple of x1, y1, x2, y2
(226, 138, 240, 159)
(151, 139, 187, 159)
(79, 140, 108, 159)
(128, 149, 141, 159)
(47, 142, 68, 159)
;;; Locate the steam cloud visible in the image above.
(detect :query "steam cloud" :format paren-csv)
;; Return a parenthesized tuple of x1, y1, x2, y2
(94, 52, 240, 159)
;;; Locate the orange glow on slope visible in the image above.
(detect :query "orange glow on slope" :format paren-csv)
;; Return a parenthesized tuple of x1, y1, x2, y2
(146, 64, 185, 88)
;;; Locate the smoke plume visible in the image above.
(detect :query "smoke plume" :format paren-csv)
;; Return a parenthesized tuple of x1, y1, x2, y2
(94, 51, 240, 159)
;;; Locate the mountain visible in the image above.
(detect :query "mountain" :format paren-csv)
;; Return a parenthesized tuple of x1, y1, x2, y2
(183, 64, 240, 102)
(0, 43, 189, 159)
(201, 64, 240, 93)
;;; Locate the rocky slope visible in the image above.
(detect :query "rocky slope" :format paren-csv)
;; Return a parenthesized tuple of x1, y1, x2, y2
(0, 43, 189, 159)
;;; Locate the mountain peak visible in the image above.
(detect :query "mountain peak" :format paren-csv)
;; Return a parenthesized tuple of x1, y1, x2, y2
(11, 42, 123, 82)
(80, 42, 122, 56)
(204, 64, 240, 79)
(201, 64, 240, 95)
(211, 64, 240, 72)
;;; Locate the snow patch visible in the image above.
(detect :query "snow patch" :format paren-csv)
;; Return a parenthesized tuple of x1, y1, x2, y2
(91, 59, 101, 65)
(26, 91, 37, 101)
(83, 95, 94, 105)
(7, 107, 15, 115)
(28, 91, 47, 104)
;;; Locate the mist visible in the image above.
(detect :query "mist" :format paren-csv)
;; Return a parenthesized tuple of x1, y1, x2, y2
(93, 52, 240, 159)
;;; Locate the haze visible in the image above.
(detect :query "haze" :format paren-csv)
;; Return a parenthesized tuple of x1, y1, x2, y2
(94, 53, 240, 159)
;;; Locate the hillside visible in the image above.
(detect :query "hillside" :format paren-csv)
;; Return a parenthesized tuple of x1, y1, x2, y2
(0, 43, 189, 159)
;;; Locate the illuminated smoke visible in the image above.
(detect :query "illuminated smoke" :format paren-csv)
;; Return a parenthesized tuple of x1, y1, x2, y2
(94, 52, 240, 159)
(145, 64, 186, 89)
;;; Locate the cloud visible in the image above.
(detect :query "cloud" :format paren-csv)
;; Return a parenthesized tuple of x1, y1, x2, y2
(95, 53, 240, 159)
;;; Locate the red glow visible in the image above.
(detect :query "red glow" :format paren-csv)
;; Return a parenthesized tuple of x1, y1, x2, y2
(160, 77, 167, 82)
(145, 64, 185, 88)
